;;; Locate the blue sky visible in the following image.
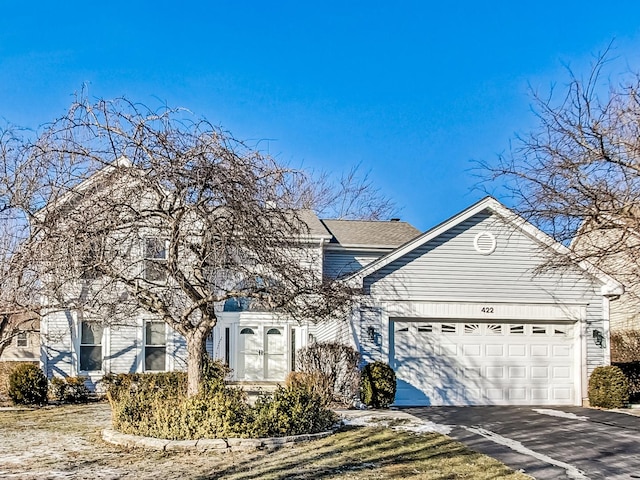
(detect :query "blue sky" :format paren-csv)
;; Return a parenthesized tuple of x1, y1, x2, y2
(1, 1, 640, 230)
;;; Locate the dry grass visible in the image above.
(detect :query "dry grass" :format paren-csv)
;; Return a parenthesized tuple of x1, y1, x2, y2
(0, 402, 530, 480)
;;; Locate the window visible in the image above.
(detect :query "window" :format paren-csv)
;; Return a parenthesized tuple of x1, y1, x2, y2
(486, 324, 502, 335)
(16, 331, 28, 347)
(418, 324, 433, 333)
(144, 321, 166, 371)
(80, 321, 103, 371)
(441, 324, 456, 334)
(144, 237, 168, 282)
(464, 324, 480, 335)
(532, 326, 547, 335)
(509, 325, 524, 335)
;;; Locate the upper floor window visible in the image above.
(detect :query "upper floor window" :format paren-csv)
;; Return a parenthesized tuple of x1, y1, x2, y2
(16, 331, 28, 348)
(80, 321, 103, 371)
(144, 237, 168, 282)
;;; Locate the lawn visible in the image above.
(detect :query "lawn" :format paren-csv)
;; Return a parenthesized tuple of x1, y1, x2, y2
(0, 402, 530, 479)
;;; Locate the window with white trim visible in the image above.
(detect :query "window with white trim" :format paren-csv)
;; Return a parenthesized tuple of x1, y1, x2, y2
(144, 237, 168, 282)
(16, 331, 28, 347)
(144, 321, 166, 371)
(80, 321, 104, 371)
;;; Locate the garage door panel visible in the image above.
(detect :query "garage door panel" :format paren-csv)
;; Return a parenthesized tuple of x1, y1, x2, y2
(392, 320, 576, 406)
(463, 344, 481, 356)
(508, 344, 527, 356)
(486, 344, 504, 356)
(531, 345, 549, 356)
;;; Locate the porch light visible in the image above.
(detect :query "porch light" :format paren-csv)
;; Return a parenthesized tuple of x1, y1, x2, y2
(592, 328, 605, 348)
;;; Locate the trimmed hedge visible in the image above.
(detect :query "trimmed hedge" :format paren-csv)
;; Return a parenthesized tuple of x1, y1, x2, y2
(8, 363, 48, 405)
(360, 361, 396, 408)
(103, 360, 336, 440)
(588, 365, 629, 409)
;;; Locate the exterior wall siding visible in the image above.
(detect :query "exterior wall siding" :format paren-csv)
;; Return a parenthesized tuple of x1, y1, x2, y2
(108, 323, 139, 373)
(362, 211, 607, 380)
(323, 250, 386, 279)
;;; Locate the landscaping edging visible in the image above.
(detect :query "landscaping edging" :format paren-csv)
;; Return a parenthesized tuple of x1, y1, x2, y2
(102, 428, 333, 452)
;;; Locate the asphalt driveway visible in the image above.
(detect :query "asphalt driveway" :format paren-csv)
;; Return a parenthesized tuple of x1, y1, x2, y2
(405, 406, 640, 480)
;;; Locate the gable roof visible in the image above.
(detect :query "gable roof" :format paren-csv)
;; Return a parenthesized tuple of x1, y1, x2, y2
(347, 196, 624, 297)
(320, 219, 421, 249)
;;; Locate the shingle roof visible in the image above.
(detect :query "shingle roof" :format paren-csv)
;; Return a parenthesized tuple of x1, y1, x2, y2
(320, 219, 421, 248)
(298, 210, 332, 238)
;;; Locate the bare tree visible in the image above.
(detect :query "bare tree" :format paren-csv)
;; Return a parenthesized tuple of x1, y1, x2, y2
(303, 163, 398, 220)
(481, 53, 640, 275)
(0, 126, 46, 356)
(2, 98, 356, 395)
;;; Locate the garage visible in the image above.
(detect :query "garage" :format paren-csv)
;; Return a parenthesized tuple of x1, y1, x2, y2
(348, 198, 623, 407)
(390, 319, 578, 406)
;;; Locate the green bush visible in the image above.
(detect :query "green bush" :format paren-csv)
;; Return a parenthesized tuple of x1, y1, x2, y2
(360, 361, 396, 408)
(50, 376, 90, 403)
(102, 371, 187, 403)
(588, 365, 630, 409)
(105, 359, 336, 440)
(8, 363, 48, 405)
(250, 383, 337, 437)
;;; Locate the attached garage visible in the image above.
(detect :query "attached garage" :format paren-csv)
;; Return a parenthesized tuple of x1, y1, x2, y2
(391, 319, 577, 406)
(348, 197, 623, 407)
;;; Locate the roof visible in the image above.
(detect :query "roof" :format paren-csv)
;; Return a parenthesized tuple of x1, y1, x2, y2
(320, 219, 421, 248)
(346, 196, 624, 297)
(297, 210, 332, 239)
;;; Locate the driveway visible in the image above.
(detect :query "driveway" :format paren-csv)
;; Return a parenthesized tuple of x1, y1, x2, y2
(405, 406, 640, 480)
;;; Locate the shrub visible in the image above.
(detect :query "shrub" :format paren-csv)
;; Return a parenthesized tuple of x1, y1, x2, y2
(250, 383, 337, 437)
(611, 330, 640, 363)
(295, 342, 360, 406)
(105, 359, 336, 440)
(612, 361, 640, 403)
(8, 363, 48, 405)
(285, 371, 332, 405)
(50, 376, 90, 403)
(360, 361, 396, 408)
(588, 365, 629, 409)
(102, 371, 187, 404)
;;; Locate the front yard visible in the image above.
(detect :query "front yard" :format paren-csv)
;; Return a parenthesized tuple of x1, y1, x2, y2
(0, 402, 530, 479)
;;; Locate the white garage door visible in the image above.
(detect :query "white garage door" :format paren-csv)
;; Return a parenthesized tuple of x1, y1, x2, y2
(391, 320, 576, 406)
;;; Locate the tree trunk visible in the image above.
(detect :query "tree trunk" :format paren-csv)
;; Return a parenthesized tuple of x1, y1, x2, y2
(185, 329, 208, 397)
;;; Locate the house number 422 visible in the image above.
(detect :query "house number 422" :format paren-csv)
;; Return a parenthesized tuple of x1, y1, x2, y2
(481, 307, 494, 313)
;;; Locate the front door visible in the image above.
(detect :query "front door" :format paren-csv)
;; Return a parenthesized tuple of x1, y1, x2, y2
(237, 325, 287, 380)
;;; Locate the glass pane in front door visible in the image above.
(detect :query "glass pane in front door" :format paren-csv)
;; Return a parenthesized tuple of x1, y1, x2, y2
(265, 327, 286, 380)
(238, 327, 262, 380)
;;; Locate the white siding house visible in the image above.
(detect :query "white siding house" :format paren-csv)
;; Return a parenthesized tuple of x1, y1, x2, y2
(339, 197, 622, 406)
(40, 194, 621, 406)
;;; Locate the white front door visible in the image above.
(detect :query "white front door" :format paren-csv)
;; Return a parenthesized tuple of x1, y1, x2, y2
(237, 325, 287, 380)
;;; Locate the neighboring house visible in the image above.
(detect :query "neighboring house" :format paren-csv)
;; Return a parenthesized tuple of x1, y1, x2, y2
(40, 190, 622, 406)
(0, 310, 40, 363)
(571, 225, 640, 332)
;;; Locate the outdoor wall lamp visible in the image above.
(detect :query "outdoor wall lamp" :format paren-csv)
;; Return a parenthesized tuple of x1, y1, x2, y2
(592, 328, 605, 348)
(367, 326, 376, 343)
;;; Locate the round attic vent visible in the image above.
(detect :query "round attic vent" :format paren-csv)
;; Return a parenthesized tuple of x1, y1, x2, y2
(474, 231, 497, 254)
